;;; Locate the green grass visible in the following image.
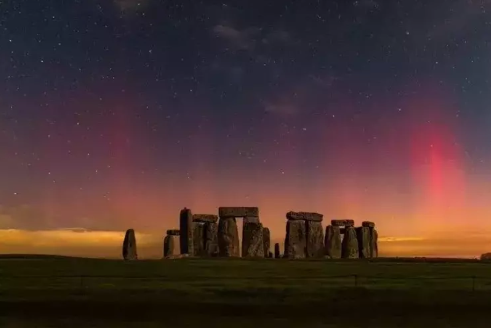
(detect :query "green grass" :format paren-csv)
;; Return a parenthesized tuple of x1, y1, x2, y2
(1, 256, 491, 327)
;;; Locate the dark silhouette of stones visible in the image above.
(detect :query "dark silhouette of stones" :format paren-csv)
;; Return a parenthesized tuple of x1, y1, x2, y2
(286, 211, 323, 222)
(274, 243, 281, 258)
(331, 220, 355, 227)
(179, 208, 194, 255)
(163, 235, 174, 258)
(204, 222, 219, 256)
(362, 221, 375, 228)
(193, 222, 206, 256)
(193, 214, 218, 223)
(122, 229, 137, 260)
(325, 225, 341, 259)
(342, 226, 359, 258)
(340, 228, 346, 235)
(218, 217, 240, 257)
(263, 227, 271, 256)
(167, 229, 180, 236)
(219, 207, 259, 218)
(268, 251, 273, 258)
(242, 222, 265, 257)
(244, 216, 260, 224)
(284, 220, 306, 259)
(370, 228, 379, 258)
(356, 227, 371, 258)
(306, 221, 324, 258)
(481, 253, 491, 260)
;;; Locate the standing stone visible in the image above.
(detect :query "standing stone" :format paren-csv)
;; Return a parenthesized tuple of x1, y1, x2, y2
(204, 222, 219, 256)
(274, 243, 281, 258)
(324, 225, 341, 259)
(284, 220, 307, 259)
(263, 227, 271, 256)
(370, 228, 379, 258)
(122, 229, 137, 260)
(218, 217, 240, 257)
(356, 227, 371, 258)
(268, 251, 273, 258)
(342, 226, 359, 258)
(306, 221, 324, 258)
(242, 222, 265, 257)
(163, 235, 174, 258)
(179, 208, 194, 255)
(193, 222, 206, 256)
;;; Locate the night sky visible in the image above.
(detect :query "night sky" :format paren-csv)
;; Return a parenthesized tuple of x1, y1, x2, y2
(1, 0, 491, 258)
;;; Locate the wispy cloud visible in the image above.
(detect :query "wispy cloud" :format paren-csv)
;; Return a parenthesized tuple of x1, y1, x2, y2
(212, 24, 261, 51)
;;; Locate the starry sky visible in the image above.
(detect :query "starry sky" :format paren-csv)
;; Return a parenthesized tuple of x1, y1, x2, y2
(1, 0, 491, 258)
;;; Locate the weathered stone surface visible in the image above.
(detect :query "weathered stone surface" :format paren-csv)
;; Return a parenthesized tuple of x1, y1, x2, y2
(218, 217, 240, 257)
(331, 219, 355, 227)
(362, 221, 375, 228)
(370, 228, 379, 258)
(342, 226, 359, 258)
(163, 235, 174, 258)
(219, 207, 259, 218)
(356, 227, 371, 258)
(263, 227, 271, 256)
(284, 220, 306, 259)
(179, 208, 194, 255)
(286, 211, 323, 222)
(204, 222, 219, 257)
(274, 243, 281, 258)
(244, 216, 260, 224)
(324, 225, 341, 259)
(192, 214, 218, 223)
(481, 253, 491, 260)
(193, 222, 206, 256)
(306, 221, 324, 258)
(166, 229, 180, 236)
(122, 229, 137, 260)
(242, 222, 265, 257)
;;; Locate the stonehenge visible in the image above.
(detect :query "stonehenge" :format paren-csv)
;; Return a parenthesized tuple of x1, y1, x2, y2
(122, 207, 380, 261)
(122, 229, 137, 260)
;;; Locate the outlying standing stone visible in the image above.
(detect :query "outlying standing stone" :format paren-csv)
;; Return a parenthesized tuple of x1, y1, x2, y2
(286, 211, 323, 222)
(284, 220, 306, 259)
(122, 229, 137, 260)
(342, 226, 359, 258)
(331, 219, 355, 227)
(325, 225, 341, 259)
(370, 228, 379, 258)
(274, 243, 281, 258)
(163, 235, 174, 258)
(204, 221, 219, 256)
(356, 227, 371, 258)
(263, 227, 271, 256)
(218, 217, 240, 257)
(179, 208, 194, 255)
(242, 222, 265, 257)
(306, 221, 324, 258)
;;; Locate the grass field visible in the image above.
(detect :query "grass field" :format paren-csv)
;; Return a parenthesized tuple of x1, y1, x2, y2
(1, 255, 491, 327)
